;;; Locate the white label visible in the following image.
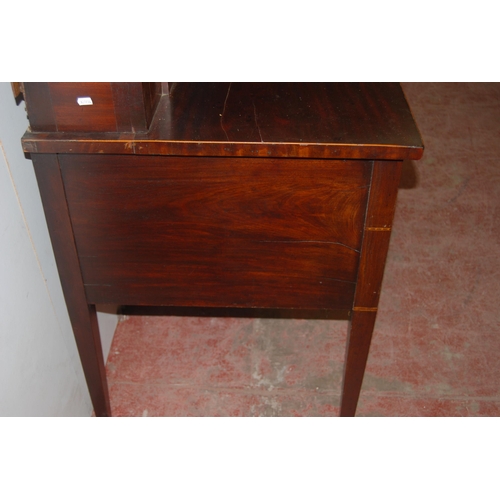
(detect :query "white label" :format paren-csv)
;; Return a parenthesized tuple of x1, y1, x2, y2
(77, 97, 93, 106)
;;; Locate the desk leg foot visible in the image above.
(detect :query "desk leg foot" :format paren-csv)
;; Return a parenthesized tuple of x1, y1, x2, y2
(67, 304, 111, 417)
(339, 310, 377, 417)
(83, 305, 112, 417)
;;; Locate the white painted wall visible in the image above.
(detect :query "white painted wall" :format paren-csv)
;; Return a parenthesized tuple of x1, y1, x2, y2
(0, 82, 118, 416)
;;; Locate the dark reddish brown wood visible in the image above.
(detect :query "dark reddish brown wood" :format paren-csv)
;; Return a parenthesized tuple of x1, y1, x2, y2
(157, 83, 422, 147)
(339, 310, 377, 417)
(23, 83, 161, 134)
(353, 161, 403, 308)
(339, 160, 404, 416)
(353, 230, 393, 309)
(22, 83, 424, 160)
(365, 161, 404, 228)
(23, 83, 57, 131)
(59, 155, 368, 309)
(110, 83, 133, 132)
(31, 154, 111, 417)
(124, 83, 148, 131)
(48, 83, 117, 132)
(85, 277, 355, 310)
(141, 82, 162, 126)
(22, 134, 423, 159)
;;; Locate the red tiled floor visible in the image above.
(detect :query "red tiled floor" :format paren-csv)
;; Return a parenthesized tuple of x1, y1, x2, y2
(106, 83, 500, 416)
(107, 315, 347, 416)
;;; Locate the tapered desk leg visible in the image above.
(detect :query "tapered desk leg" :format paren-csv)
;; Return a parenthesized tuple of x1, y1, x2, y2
(32, 154, 111, 417)
(339, 160, 403, 416)
(339, 310, 377, 416)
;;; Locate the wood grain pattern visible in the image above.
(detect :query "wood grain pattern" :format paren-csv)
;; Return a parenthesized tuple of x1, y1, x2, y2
(353, 161, 403, 308)
(48, 82, 117, 132)
(22, 83, 424, 160)
(160, 83, 422, 146)
(339, 160, 403, 416)
(22, 134, 423, 160)
(110, 83, 134, 132)
(31, 154, 111, 416)
(59, 154, 369, 309)
(23, 83, 161, 134)
(109, 83, 162, 132)
(352, 230, 393, 308)
(123, 83, 147, 132)
(365, 160, 404, 228)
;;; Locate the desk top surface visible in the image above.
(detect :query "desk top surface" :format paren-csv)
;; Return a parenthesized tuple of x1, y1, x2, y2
(23, 82, 424, 160)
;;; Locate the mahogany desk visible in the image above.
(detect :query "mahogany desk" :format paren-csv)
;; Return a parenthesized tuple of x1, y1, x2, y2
(21, 83, 423, 416)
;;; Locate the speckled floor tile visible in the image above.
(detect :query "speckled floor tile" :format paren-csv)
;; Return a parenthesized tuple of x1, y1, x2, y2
(106, 315, 347, 416)
(106, 83, 500, 416)
(356, 394, 500, 417)
(108, 382, 341, 417)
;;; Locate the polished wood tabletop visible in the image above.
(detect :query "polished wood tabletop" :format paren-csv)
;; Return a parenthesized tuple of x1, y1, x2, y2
(23, 83, 423, 160)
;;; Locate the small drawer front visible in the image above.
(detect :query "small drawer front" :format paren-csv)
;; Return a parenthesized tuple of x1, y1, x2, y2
(60, 155, 371, 309)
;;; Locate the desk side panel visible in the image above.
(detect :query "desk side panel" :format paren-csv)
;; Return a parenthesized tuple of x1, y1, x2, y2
(59, 155, 370, 309)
